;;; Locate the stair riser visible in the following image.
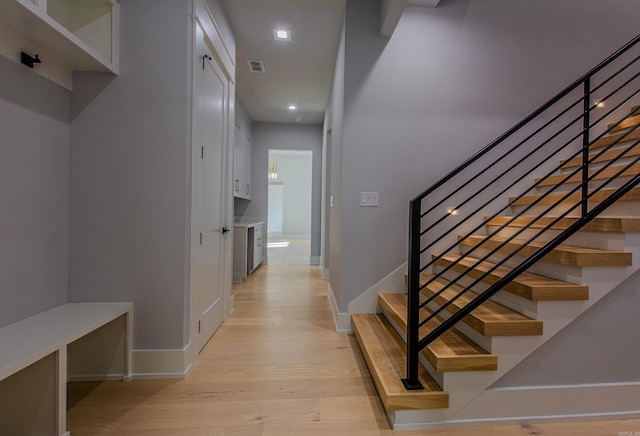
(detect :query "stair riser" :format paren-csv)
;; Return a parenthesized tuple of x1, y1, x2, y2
(458, 239, 631, 267)
(432, 267, 540, 316)
(485, 226, 630, 251)
(510, 199, 640, 218)
(533, 177, 633, 193)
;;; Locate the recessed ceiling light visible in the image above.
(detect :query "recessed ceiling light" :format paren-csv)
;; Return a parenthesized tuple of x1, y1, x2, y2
(288, 105, 297, 111)
(274, 28, 291, 41)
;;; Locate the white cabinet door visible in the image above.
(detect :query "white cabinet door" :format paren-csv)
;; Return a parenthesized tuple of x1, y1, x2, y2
(253, 223, 263, 269)
(233, 127, 251, 199)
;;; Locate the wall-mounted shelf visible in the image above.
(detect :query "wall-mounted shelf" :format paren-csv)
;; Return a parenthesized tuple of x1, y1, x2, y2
(0, 0, 119, 89)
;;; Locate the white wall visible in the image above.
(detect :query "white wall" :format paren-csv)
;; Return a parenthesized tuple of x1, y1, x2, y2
(69, 0, 193, 350)
(269, 150, 313, 237)
(326, 20, 345, 298)
(0, 55, 70, 327)
(241, 123, 323, 261)
(494, 269, 640, 386)
(332, 0, 640, 312)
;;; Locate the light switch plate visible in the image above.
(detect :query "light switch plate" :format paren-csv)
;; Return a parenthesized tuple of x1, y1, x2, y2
(360, 192, 379, 207)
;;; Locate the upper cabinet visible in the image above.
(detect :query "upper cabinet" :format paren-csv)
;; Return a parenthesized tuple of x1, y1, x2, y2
(234, 99, 253, 200)
(234, 124, 252, 200)
(0, 0, 119, 89)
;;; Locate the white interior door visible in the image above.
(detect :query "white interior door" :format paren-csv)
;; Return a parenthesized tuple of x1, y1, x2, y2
(192, 22, 228, 352)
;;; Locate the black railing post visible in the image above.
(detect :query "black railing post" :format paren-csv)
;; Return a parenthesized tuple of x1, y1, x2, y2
(403, 199, 424, 390)
(582, 78, 591, 218)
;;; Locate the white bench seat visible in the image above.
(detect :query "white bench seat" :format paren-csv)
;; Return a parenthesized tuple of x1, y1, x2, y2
(0, 302, 133, 435)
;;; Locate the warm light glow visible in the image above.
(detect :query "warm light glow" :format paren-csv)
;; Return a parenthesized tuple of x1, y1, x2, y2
(268, 161, 278, 180)
(446, 207, 459, 216)
(273, 28, 291, 41)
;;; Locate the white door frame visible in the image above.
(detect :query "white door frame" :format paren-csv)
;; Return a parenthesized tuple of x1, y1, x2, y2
(187, 0, 235, 369)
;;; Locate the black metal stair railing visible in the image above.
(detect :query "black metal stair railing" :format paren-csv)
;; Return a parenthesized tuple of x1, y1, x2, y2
(403, 34, 640, 390)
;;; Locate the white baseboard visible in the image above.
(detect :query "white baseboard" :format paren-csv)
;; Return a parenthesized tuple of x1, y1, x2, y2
(131, 347, 192, 379)
(327, 283, 352, 334)
(68, 373, 127, 382)
(392, 381, 640, 430)
(321, 266, 330, 280)
(347, 262, 406, 314)
(326, 263, 407, 334)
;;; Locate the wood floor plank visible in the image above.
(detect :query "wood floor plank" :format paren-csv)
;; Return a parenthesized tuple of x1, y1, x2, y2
(485, 215, 640, 233)
(421, 275, 543, 336)
(378, 293, 497, 372)
(460, 234, 632, 266)
(561, 138, 640, 167)
(509, 186, 640, 206)
(434, 255, 589, 301)
(66, 264, 638, 434)
(535, 162, 640, 187)
(608, 114, 640, 132)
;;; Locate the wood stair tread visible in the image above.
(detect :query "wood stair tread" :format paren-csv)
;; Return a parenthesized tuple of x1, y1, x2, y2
(561, 135, 640, 168)
(509, 186, 640, 206)
(379, 293, 497, 372)
(351, 313, 449, 410)
(459, 234, 632, 267)
(608, 114, 640, 132)
(434, 254, 588, 301)
(420, 274, 543, 336)
(535, 163, 640, 187)
(485, 215, 640, 233)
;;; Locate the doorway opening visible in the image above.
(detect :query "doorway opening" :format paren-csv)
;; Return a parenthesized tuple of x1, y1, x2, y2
(267, 149, 313, 265)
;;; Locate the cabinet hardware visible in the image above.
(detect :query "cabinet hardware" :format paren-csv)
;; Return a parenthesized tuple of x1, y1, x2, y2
(202, 54, 211, 69)
(199, 232, 203, 245)
(235, 180, 240, 191)
(222, 227, 230, 234)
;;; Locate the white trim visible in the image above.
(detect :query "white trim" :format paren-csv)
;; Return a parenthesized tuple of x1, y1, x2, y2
(347, 262, 406, 314)
(391, 382, 640, 430)
(322, 267, 330, 280)
(327, 283, 351, 334)
(131, 348, 191, 379)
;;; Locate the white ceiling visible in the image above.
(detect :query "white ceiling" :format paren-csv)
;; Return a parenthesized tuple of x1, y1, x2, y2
(221, 0, 347, 125)
(220, 0, 438, 125)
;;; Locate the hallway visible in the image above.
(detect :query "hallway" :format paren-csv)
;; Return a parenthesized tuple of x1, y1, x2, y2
(67, 265, 640, 434)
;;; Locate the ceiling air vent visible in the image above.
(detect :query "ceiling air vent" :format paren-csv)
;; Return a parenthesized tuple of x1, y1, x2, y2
(247, 59, 265, 73)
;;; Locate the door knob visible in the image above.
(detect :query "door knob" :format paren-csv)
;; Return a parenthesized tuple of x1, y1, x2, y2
(222, 227, 230, 234)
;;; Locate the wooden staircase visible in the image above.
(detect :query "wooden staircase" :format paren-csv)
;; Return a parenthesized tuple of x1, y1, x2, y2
(352, 105, 640, 428)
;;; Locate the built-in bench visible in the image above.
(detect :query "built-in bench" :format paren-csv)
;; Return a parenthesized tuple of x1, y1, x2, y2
(0, 302, 133, 436)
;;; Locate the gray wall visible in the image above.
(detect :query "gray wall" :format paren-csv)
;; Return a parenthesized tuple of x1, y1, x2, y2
(241, 123, 323, 261)
(332, 0, 640, 312)
(326, 20, 345, 295)
(0, 56, 70, 327)
(494, 269, 640, 386)
(69, 0, 192, 349)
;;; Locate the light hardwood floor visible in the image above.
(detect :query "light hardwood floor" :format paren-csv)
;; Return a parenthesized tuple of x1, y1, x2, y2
(67, 265, 640, 435)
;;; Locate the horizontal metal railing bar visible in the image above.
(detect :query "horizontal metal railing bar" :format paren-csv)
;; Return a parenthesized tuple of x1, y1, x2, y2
(590, 54, 640, 97)
(405, 34, 640, 388)
(419, 93, 586, 222)
(411, 34, 640, 206)
(418, 171, 640, 351)
(418, 117, 585, 258)
(418, 105, 640, 278)
(418, 129, 640, 328)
